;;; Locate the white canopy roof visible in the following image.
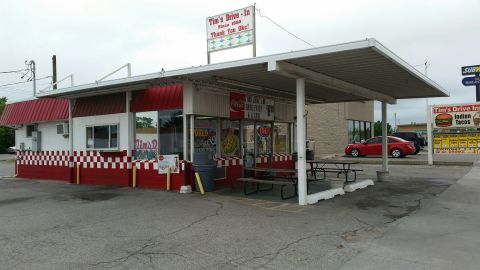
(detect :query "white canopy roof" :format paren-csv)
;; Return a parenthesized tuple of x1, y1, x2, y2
(37, 39, 449, 104)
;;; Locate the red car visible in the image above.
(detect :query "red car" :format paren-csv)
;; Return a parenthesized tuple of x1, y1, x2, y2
(345, 136, 416, 158)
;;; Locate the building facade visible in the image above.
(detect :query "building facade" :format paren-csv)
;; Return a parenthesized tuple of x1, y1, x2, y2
(307, 101, 374, 157)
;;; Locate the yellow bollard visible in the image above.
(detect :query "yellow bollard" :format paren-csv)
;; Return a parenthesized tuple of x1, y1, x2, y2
(195, 172, 205, 195)
(76, 164, 80, 185)
(132, 164, 137, 188)
(166, 167, 171, 191)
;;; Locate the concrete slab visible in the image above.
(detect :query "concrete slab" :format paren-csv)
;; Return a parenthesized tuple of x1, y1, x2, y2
(0, 164, 472, 269)
(339, 165, 480, 270)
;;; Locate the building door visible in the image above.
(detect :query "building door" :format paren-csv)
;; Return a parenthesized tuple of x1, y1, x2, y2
(242, 121, 255, 168)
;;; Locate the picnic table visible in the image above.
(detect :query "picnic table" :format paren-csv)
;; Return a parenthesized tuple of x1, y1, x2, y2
(307, 159, 361, 183)
(239, 167, 298, 200)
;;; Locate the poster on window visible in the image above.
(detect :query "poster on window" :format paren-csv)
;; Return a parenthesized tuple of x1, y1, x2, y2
(158, 154, 180, 174)
(230, 92, 274, 120)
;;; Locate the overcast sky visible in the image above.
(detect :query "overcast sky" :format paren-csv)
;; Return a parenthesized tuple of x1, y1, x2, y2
(1, 0, 479, 125)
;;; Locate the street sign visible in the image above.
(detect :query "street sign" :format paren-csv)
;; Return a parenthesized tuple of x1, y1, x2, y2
(461, 65, 480, 75)
(462, 76, 480, 86)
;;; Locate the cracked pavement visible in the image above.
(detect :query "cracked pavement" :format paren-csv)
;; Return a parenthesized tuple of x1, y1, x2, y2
(0, 162, 471, 269)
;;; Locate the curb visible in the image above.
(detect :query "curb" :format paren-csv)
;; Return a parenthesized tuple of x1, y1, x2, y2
(352, 159, 473, 167)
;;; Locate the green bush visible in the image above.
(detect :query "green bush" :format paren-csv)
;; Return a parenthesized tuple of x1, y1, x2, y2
(0, 97, 15, 153)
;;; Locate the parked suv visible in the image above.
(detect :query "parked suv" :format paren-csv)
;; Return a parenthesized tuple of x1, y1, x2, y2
(392, 132, 425, 154)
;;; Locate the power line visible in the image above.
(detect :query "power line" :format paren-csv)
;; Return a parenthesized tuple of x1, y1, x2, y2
(255, 7, 316, 48)
(0, 76, 51, 88)
(0, 69, 28, 74)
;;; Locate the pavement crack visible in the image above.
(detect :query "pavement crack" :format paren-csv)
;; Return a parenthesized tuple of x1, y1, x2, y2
(168, 200, 223, 236)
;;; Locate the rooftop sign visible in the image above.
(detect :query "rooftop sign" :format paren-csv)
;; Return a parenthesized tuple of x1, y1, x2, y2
(206, 6, 255, 53)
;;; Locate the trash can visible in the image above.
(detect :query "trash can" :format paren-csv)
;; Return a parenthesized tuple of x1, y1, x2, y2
(193, 164, 216, 192)
(306, 140, 316, 160)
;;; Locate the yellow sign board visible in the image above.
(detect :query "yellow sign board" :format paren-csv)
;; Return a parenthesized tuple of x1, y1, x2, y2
(434, 133, 480, 154)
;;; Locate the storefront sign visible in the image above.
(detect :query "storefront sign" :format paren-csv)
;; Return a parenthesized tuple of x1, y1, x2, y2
(158, 154, 180, 174)
(432, 103, 480, 128)
(230, 92, 274, 120)
(462, 76, 480, 86)
(461, 65, 480, 76)
(206, 6, 254, 52)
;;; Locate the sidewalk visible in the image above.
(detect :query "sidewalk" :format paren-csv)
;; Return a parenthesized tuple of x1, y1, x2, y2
(339, 162, 480, 270)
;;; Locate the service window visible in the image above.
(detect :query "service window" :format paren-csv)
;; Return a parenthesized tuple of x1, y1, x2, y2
(135, 111, 158, 160)
(158, 109, 183, 158)
(194, 117, 217, 158)
(86, 124, 119, 150)
(26, 124, 37, 137)
(221, 120, 240, 157)
(274, 123, 289, 154)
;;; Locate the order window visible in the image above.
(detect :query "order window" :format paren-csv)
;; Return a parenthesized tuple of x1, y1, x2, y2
(86, 124, 119, 149)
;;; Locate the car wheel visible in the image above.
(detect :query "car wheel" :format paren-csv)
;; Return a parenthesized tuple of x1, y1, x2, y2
(413, 147, 420, 155)
(350, 149, 360, 157)
(391, 148, 402, 158)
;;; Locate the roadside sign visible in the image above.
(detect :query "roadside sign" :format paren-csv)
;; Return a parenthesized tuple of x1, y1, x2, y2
(461, 65, 480, 75)
(432, 102, 480, 129)
(462, 76, 480, 86)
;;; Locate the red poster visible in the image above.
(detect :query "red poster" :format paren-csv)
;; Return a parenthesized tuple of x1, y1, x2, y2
(230, 92, 245, 119)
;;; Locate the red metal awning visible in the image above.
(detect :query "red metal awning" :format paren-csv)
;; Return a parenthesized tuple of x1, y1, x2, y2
(131, 84, 183, 112)
(0, 98, 69, 126)
(73, 93, 126, 117)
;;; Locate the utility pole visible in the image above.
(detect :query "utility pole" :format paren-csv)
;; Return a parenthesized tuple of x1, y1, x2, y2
(26, 60, 36, 96)
(52, 55, 57, 90)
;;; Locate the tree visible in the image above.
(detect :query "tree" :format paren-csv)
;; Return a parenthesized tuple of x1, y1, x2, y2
(373, 120, 393, 136)
(0, 97, 15, 153)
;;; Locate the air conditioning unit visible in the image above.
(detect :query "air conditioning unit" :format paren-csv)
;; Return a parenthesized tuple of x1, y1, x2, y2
(57, 122, 69, 137)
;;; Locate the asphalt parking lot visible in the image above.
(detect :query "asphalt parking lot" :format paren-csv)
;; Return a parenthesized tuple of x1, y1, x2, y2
(0, 161, 472, 270)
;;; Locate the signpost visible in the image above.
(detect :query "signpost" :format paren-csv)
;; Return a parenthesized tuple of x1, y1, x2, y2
(206, 6, 256, 64)
(461, 64, 480, 101)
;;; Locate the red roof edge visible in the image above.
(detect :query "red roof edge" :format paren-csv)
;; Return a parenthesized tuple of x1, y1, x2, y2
(132, 83, 183, 113)
(0, 98, 69, 126)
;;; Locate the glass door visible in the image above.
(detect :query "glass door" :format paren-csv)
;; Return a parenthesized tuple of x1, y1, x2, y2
(242, 121, 255, 168)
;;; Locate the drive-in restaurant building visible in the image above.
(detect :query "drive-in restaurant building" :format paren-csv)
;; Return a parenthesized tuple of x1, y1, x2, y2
(0, 39, 449, 205)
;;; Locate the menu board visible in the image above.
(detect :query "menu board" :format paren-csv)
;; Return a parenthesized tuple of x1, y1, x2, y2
(433, 133, 480, 154)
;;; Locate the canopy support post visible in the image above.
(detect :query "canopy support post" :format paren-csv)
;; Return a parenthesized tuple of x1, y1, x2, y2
(381, 101, 389, 172)
(296, 78, 307, 206)
(126, 91, 133, 156)
(426, 105, 433, 165)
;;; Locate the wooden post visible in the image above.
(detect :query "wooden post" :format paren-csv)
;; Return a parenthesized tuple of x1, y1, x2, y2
(132, 164, 137, 188)
(76, 164, 80, 185)
(167, 167, 171, 191)
(194, 172, 205, 195)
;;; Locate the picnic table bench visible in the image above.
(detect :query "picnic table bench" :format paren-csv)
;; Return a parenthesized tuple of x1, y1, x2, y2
(237, 177, 297, 200)
(307, 159, 363, 183)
